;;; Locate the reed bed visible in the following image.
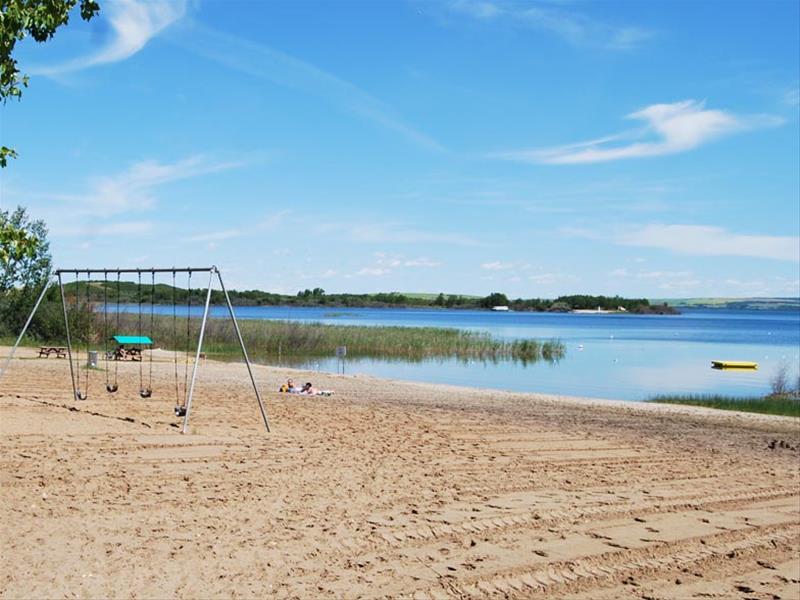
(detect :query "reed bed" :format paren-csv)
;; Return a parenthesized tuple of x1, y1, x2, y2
(93, 313, 565, 364)
(647, 394, 800, 418)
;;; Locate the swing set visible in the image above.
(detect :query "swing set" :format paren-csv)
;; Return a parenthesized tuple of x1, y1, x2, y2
(1, 266, 270, 434)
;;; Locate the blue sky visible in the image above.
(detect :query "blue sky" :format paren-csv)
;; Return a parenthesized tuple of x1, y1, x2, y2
(2, 0, 798, 298)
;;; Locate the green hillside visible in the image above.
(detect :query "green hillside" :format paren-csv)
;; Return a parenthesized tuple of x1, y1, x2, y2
(652, 297, 799, 310)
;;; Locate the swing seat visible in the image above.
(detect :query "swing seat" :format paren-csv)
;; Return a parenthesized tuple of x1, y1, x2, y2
(174, 406, 187, 417)
(106, 384, 118, 393)
(140, 389, 152, 399)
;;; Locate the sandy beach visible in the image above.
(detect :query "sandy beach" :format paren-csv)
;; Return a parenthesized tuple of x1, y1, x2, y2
(1, 346, 798, 599)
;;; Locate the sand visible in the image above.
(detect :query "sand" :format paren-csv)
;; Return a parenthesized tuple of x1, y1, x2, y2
(1, 345, 798, 599)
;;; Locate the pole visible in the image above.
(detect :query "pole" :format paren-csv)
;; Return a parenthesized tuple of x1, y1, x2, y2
(217, 270, 270, 433)
(56, 267, 215, 275)
(181, 269, 215, 434)
(58, 273, 80, 401)
(0, 277, 54, 380)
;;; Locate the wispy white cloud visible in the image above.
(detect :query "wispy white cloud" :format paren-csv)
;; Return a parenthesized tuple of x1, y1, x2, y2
(355, 267, 391, 277)
(481, 261, 516, 271)
(183, 229, 244, 243)
(655, 278, 703, 292)
(610, 268, 695, 280)
(721, 277, 800, 297)
(31, 0, 187, 76)
(495, 100, 783, 165)
(182, 211, 288, 244)
(173, 22, 443, 152)
(566, 222, 799, 263)
(14, 154, 247, 237)
(314, 221, 478, 246)
(528, 271, 579, 285)
(403, 258, 442, 268)
(619, 224, 799, 262)
(60, 155, 248, 217)
(353, 252, 443, 277)
(784, 87, 800, 107)
(446, 0, 652, 50)
(58, 220, 154, 237)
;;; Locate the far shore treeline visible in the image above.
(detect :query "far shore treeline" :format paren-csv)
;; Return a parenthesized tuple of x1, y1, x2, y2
(59, 281, 677, 315)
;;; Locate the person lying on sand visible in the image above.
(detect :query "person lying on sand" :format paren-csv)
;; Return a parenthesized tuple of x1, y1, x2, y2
(300, 382, 334, 396)
(279, 379, 301, 393)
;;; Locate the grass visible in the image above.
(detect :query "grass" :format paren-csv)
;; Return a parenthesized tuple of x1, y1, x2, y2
(185, 317, 565, 364)
(647, 394, 800, 417)
(13, 313, 565, 365)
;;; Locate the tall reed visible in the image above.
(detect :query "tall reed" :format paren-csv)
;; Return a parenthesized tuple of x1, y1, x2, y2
(647, 394, 800, 417)
(101, 313, 564, 364)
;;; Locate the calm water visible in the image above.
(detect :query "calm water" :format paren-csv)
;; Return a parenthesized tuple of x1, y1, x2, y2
(121, 304, 800, 401)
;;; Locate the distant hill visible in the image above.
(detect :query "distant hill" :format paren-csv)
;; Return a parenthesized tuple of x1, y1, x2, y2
(58, 281, 659, 313)
(652, 297, 800, 310)
(399, 292, 482, 301)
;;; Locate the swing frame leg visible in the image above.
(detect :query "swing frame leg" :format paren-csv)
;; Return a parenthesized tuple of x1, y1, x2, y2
(180, 267, 270, 434)
(217, 270, 270, 433)
(58, 273, 83, 401)
(181, 270, 214, 434)
(0, 276, 54, 381)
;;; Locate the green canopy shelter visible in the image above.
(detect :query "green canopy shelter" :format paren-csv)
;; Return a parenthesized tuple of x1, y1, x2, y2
(113, 335, 153, 345)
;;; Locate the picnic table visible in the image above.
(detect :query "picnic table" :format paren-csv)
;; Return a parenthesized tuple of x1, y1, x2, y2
(106, 346, 143, 361)
(106, 336, 152, 362)
(38, 346, 66, 358)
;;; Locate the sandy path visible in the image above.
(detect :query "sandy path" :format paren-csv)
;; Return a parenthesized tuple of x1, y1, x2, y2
(1, 347, 798, 599)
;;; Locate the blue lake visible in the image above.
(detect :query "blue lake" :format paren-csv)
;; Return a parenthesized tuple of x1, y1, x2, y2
(120, 305, 800, 401)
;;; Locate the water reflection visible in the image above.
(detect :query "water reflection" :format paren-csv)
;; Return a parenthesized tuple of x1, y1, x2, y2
(242, 337, 790, 402)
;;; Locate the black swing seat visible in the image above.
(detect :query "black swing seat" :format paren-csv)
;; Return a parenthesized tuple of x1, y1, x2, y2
(174, 406, 187, 417)
(139, 389, 152, 398)
(75, 391, 87, 401)
(106, 384, 118, 393)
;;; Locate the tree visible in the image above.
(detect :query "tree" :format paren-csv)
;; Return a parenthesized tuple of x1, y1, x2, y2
(1, 0, 100, 166)
(480, 292, 509, 309)
(0, 205, 51, 291)
(0, 205, 57, 338)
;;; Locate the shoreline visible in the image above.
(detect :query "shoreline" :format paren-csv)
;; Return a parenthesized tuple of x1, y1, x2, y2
(275, 361, 800, 426)
(2, 345, 796, 426)
(2, 344, 796, 424)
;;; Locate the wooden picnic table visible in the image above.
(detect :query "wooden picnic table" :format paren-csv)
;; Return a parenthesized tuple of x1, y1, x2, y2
(107, 346, 142, 361)
(38, 346, 66, 358)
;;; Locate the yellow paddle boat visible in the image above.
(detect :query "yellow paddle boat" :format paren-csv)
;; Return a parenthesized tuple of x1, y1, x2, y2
(711, 360, 759, 370)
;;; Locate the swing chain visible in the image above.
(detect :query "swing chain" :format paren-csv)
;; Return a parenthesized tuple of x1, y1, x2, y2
(174, 270, 192, 417)
(76, 271, 89, 400)
(104, 271, 118, 393)
(185, 270, 192, 404)
(138, 270, 153, 398)
(114, 273, 120, 388)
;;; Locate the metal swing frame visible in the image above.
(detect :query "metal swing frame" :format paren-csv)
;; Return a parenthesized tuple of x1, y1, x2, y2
(0, 266, 270, 434)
